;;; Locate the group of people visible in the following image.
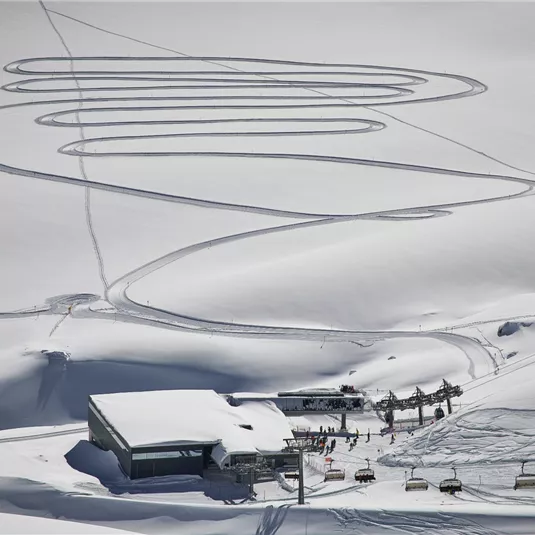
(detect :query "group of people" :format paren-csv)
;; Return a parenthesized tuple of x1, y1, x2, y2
(306, 425, 392, 454)
(304, 427, 342, 455)
(305, 426, 397, 463)
(347, 435, 358, 451)
(318, 436, 336, 455)
(342, 429, 372, 450)
(319, 425, 337, 434)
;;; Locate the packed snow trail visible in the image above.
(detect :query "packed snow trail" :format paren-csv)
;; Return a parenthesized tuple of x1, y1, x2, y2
(0, 427, 87, 444)
(39, 0, 109, 293)
(40, 7, 535, 184)
(101, 218, 495, 378)
(1, 9, 530, 382)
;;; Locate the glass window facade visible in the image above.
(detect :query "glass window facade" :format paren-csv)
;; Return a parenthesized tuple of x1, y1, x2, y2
(132, 449, 203, 461)
(272, 397, 363, 412)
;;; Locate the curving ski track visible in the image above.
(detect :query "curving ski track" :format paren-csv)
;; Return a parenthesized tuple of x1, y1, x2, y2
(2, 8, 534, 380)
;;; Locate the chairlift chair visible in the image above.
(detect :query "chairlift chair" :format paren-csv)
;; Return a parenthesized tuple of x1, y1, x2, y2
(434, 406, 445, 420)
(514, 462, 535, 490)
(355, 458, 376, 483)
(405, 467, 428, 491)
(324, 469, 345, 482)
(439, 467, 462, 494)
(284, 471, 299, 480)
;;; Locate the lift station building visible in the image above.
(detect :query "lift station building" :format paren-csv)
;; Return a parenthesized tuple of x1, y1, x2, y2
(88, 389, 296, 479)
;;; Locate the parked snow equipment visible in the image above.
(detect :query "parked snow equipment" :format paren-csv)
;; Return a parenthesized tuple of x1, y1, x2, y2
(405, 467, 428, 491)
(514, 462, 535, 490)
(355, 458, 375, 483)
(439, 467, 462, 494)
(324, 469, 345, 482)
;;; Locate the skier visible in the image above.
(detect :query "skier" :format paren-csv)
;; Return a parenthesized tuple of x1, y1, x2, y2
(366, 430, 370, 443)
(320, 425, 323, 434)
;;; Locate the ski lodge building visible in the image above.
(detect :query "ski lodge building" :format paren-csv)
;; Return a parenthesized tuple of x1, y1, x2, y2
(88, 389, 297, 479)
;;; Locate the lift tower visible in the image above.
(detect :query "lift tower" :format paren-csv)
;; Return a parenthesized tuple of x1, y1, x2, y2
(283, 437, 317, 505)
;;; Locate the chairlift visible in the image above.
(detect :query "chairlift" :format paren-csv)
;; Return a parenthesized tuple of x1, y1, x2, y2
(324, 468, 345, 482)
(434, 406, 445, 420)
(514, 461, 535, 490)
(355, 458, 376, 483)
(284, 471, 299, 480)
(405, 467, 428, 491)
(439, 467, 462, 494)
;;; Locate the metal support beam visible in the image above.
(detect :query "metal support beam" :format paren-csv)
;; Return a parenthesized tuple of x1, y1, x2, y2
(375, 381, 462, 413)
(340, 413, 347, 431)
(298, 449, 305, 505)
(249, 466, 254, 496)
(418, 405, 424, 426)
(386, 409, 394, 428)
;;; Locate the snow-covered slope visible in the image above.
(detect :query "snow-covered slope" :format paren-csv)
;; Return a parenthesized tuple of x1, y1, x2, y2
(2, 1, 535, 533)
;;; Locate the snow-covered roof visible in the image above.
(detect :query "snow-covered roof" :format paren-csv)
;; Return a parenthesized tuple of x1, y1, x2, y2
(228, 392, 275, 400)
(90, 390, 294, 467)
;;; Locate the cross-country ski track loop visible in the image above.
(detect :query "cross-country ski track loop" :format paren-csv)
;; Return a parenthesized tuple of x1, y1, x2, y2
(1, 53, 529, 379)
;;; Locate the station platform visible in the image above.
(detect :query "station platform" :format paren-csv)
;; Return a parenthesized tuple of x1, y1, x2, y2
(224, 389, 365, 416)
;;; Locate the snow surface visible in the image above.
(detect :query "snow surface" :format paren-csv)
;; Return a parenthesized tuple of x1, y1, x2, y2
(2, 1, 535, 533)
(0, 513, 134, 534)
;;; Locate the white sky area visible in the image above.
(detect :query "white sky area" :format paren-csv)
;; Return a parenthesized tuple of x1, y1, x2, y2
(2, 1, 535, 533)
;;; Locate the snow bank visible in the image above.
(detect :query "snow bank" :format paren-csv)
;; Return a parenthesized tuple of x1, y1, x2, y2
(380, 408, 535, 467)
(0, 512, 134, 534)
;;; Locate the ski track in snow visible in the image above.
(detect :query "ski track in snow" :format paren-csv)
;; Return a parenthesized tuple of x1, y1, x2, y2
(3, 7, 534, 388)
(1, 6, 535, 533)
(330, 507, 501, 535)
(0, 427, 87, 444)
(39, 1, 110, 293)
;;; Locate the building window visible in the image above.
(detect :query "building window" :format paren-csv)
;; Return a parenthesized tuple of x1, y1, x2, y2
(232, 454, 258, 465)
(132, 450, 202, 461)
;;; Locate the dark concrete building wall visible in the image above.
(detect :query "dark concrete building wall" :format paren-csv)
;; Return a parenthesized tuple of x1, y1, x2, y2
(88, 399, 132, 477)
(130, 444, 213, 479)
(130, 446, 205, 479)
(88, 397, 217, 479)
